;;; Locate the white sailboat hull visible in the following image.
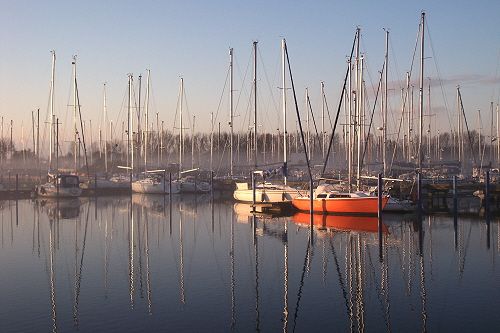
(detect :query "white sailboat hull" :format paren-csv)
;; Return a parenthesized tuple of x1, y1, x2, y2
(131, 179, 181, 194)
(233, 183, 301, 204)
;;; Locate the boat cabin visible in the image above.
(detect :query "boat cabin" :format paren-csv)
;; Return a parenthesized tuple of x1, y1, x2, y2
(51, 174, 80, 188)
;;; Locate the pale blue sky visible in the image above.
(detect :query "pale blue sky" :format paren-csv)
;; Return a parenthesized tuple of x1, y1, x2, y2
(1, 0, 499, 146)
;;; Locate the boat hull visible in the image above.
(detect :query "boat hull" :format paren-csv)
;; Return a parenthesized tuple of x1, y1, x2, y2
(36, 184, 82, 198)
(233, 188, 300, 204)
(179, 180, 211, 193)
(292, 196, 388, 214)
(132, 180, 181, 194)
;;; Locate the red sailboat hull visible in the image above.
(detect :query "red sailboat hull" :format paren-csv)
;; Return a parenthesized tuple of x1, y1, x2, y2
(292, 196, 388, 215)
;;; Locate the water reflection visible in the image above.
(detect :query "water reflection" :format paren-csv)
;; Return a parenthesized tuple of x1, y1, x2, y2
(0, 198, 500, 332)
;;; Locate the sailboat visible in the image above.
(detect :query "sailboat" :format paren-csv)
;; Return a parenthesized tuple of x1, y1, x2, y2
(175, 78, 211, 193)
(292, 183, 388, 214)
(132, 70, 181, 194)
(36, 52, 82, 198)
(233, 40, 302, 204)
(81, 83, 130, 192)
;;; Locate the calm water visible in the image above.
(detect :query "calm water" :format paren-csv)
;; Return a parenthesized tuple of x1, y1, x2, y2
(1, 195, 500, 332)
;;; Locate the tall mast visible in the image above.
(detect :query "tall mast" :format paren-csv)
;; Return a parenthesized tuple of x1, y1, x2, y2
(191, 115, 195, 169)
(354, 27, 360, 190)
(103, 83, 108, 174)
(497, 103, 499, 167)
(306, 88, 310, 160)
(418, 12, 425, 171)
(179, 77, 184, 174)
(428, 78, 431, 163)
(282, 39, 288, 185)
(253, 41, 258, 168)
(137, 74, 142, 161)
(229, 48, 234, 176)
(457, 86, 462, 161)
(210, 112, 213, 171)
(357, 55, 364, 190)
(144, 70, 150, 172)
(72, 56, 78, 173)
(321, 81, 325, 160)
(490, 101, 494, 165)
(49, 50, 56, 170)
(127, 74, 134, 174)
(406, 72, 411, 162)
(383, 29, 389, 176)
(347, 58, 352, 191)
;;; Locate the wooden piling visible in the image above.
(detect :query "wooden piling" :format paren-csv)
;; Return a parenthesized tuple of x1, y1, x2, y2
(163, 170, 166, 193)
(378, 173, 383, 260)
(252, 172, 256, 211)
(486, 170, 491, 249)
(453, 175, 458, 250)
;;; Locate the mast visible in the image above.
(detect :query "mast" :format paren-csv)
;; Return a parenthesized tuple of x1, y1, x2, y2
(354, 27, 360, 190)
(321, 81, 325, 160)
(49, 51, 56, 171)
(137, 74, 142, 161)
(210, 112, 213, 171)
(383, 29, 389, 176)
(282, 39, 288, 185)
(72, 56, 78, 173)
(191, 115, 195, 169)
(347, 58, 352, 191)
(306, 88, 310, 160)
(497, 103, 499, 168)
(229, 48, 234, 176)
(490, 101, 494, 165)
(144, 70, 150, 172)
(418, 11, 425, 171)
(427, 78, 431, 164)
(357, 55, 364, 190)
(253, 41, 258, 168)
(179, 78, 184, 174)
(127, 74, 134, 175)
(457, 86, 462, 161)
(406, 72, 411, 162)
(103, 83, 108, 174)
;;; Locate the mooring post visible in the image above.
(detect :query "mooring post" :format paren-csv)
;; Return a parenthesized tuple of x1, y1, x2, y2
(485, 170, 490, 218)
(194, 173, 198, 195)
(453, 175, 458, 250)
(486, 170, 491, 249)
(15, 174, 19, 194)
(169, 172, 172, 235)
(252, 172, 256, 211)
(94, 173, 98, 192)
(417, 171, 422, 215)
(378, 172, 383, 260)
(163, 170, 166, 193)
(309, 178, 314, 223)
(129, 172, 132, 194)
(417, 171, 423, 255)
(210, 170, 214, 199)
(169, 172, 172, 195)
